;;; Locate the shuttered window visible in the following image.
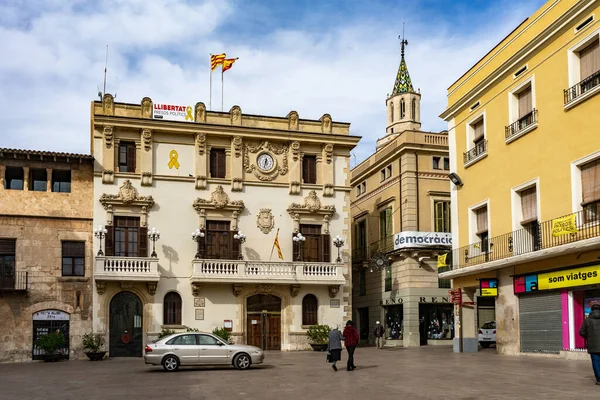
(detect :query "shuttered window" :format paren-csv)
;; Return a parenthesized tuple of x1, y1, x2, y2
(579, 39, 600, 80)
(164, 292, 182, 325)
(118, 142, 136, 173)
(518, 86, 533, 118)
(520, 187, 538, 225)
(294, 225, 329, 262)
(302, 155, 317, 184)
(472, 119, 485, 143)
(581, 159, 600, 205)
(379, 208, 393, 240)
(210, 149, 226, 179)
(434, 201, 451, 233)
(111, 217, 146, 257)
(62, 241, 85, 276)
(302, 294, 318, 325)
(476, 206, 488, 235)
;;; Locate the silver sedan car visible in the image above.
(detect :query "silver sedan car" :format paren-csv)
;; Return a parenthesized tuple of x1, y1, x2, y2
(144, 332, 264, 371)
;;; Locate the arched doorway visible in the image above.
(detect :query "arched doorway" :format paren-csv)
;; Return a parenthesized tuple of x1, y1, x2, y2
(109, 291, 143, 357)
(246, 294, 281, 350)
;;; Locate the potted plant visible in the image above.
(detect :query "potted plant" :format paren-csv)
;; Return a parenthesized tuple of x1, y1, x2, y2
(82, 333, 106, 361)
(36, 331, 66, 362)
(307, 325, 331, 351)
(212, 327, 232, 343)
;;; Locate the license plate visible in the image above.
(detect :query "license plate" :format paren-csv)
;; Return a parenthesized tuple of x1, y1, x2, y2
(482, 336, 493, 341)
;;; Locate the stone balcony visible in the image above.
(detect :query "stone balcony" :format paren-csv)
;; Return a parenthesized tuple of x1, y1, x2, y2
(190, 260, 346, 297)
(94, 256, 161, 295)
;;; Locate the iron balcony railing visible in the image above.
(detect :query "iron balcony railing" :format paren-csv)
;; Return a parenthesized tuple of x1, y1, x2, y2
(463, 139, 487, 165)
(448, 209, 600, 271)
(369, 236, 395, 257)
(564, 70, 600, 104)
(505, 109, 537, 140)
(0, 271, 28, 292)
(352, 247, 367, 264)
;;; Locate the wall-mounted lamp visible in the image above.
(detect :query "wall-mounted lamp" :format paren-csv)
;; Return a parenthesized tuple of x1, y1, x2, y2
(448, 172, 464, 187)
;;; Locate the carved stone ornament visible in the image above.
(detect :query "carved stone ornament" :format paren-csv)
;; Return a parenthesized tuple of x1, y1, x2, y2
(324, 143, 334, 164)
(291, 141, 300, 161)
(192, 283, 202, 297)
(231, 177, 243, 192)
(290, 284, 301, 298)
(232, 136, 242, 158)
(103, 93, 114, 115)
(289, 181, 301, 195)
(230, 105, 242, 125)
(256, 283, 276, 294)
(95, 281, 106, 295)
(287, 190, 335, 233)
(243, 140, 289, 181)
(99, 180, 155, 210)
(195, 102, 207, 123)
(256, 208, 275, 234)
(102, 169, 114, 184)
(196, 133, 206, 155)
(328, 285, 340, 299)
(141, 97, 153, 118)
(142, 129, 152, 152)
(141, 172, 153, 187)
(193, 185, 245, 211)
(103, 126, 114, 149)
(320, 114, 332, 133)
(232, 284, 243, 297)
(147, 282, 158, 295)
(287, 111, 299, 131)
(195, 175, 207, 190)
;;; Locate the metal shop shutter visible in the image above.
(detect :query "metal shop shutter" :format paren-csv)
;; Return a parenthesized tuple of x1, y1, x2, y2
(519, 292, 562, 353)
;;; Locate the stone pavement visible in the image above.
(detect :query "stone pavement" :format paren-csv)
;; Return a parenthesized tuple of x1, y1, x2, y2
(1, 346, 598, 400)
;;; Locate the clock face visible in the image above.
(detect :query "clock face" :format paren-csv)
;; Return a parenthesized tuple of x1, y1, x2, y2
(257, 153, 275, 172)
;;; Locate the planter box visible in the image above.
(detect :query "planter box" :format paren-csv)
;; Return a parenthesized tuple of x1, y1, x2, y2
(310, 343, 328, 352)
(85, 352, 107, 361)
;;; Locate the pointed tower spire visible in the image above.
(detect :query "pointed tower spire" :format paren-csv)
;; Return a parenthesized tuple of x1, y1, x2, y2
(392, 24, 414, 95)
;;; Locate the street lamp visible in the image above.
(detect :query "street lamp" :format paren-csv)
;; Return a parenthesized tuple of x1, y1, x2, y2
(94, 225, 108, 256)
(333, 235, 345, 263)
(147, 227, 161, 258)
(233, 231, 247, 260)
(192, 229, 205, 259)
(292, 232, 306, 261)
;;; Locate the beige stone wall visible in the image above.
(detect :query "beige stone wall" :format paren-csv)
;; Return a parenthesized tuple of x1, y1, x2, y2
(0, 216, 94, 362)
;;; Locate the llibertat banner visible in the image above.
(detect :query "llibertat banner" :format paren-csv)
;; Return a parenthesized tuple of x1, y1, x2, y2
(153, 103, 195, 122)
(393, 231, 452, 250)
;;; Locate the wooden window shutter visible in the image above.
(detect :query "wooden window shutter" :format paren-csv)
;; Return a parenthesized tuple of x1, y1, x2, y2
(0, 239, 16, 255)
(292, 233, 300, 261)
(580, 40, 600, 80)
(473, 120, 484, 143)
(386, 208, 393, 238)
(105, 225, 114, 256)
(321, 234, 331, 262)
(302, 156, 317, 184)
(138, 226, 148, 257)
(230, 231, 240, 260)
(127, 144, 136, 172)
(581, 159, 600, 205)
(476, 207, 488, 234)
(518, 86, 532, 118)
(520, 187, 537, 224)
(210, 149, 226, 179)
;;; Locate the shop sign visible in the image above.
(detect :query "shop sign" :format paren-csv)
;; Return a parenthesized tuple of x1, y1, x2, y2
(153, 103, 194, 122)
(33, 310, 69, 321)
(393, 231, 452, 250)
(380, 296, 450, 306)
(514, 264, 600, 294)
(480, 278, 498, 297)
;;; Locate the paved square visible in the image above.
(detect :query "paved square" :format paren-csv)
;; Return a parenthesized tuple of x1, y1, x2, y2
(1, 347, 598, 399)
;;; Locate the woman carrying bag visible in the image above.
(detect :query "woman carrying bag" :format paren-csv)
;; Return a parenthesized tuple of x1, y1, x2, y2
(327, 325, 344, 371)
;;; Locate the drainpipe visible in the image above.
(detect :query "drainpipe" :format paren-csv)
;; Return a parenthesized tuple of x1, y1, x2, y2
(415, 152, 420, 231)
(398, 157, 403, 232)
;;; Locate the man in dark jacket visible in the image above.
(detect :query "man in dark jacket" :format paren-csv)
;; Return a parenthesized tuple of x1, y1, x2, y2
(374, 321, 385, 349)
(343, 320, 359, 371)
(580, 303, 600, 385)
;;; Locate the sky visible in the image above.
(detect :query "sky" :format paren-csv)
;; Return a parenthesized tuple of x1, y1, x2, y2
(0, 0, 547, 165)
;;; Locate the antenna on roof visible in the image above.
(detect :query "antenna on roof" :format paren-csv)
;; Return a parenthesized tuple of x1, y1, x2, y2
(103, 45, 108, 97)
(399, 22, 408, 58)
(97, 86, 102, 101)
(114, 76, 118, 99)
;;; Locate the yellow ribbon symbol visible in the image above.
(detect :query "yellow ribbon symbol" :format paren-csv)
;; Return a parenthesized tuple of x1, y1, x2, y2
(185, 106, 193, 121)
(168, 150, 180, 169)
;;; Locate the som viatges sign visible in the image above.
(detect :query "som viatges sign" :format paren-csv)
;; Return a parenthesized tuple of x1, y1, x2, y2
(514, 264, 600, 294)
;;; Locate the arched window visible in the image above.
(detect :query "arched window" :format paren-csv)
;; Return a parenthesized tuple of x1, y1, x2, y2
(164, 292, 182, 325)
(400, 98, 406, 119)
(411, 98, 416, 120)
(302, 294, 318, 326)
(390, 102, 394, 122)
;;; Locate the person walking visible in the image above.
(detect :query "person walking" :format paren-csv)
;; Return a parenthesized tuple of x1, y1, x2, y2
(327, 325, 344, 371)
(580, 303, 600, 385)
(343, 320, 359, 371)
(374, 321, 385, 349)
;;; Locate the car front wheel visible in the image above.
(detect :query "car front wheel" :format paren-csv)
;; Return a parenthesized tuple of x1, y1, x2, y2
(162, 355, 180, 372)
(233, 353, 251, 370)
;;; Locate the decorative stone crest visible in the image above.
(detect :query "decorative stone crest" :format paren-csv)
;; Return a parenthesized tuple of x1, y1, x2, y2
(196, 133, 206, 155)
(103, 126, 114, 149)
(287, 111, 299, 131)
(244, 141, 289, 181)
(99, 180, 155, 210)
(103, 93, 114, 115)
(195, 102, 207, 123)
(141, 97, 153, 118)
(193, 185, 244, 210)
(232, 136, 242, 158)
(320, 114, 332, 133)
(324, 143, 334, 164)
(142, 129, 152, 152)
(230, 105, 242, 125)
(287, 190, 335, 233)
(256, 209, 275, 234)
(232, 284, 243, 297)
(290, 285, 301, 298)
(291, 141, 300, 161)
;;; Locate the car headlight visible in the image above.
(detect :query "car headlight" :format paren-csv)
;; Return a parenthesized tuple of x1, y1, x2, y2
(254, 350, 263, 354)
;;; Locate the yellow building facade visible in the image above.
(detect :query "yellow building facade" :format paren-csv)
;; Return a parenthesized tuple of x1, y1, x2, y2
(440, 0, 600, 356)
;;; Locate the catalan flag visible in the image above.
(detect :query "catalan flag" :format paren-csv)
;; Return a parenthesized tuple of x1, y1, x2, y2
(222, 58, 238, 73)
(210, 53, 226, 71)
(271, 229, 284, 260)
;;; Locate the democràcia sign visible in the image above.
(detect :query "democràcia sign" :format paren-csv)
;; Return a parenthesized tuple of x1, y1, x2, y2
(393, 231, 452, 250)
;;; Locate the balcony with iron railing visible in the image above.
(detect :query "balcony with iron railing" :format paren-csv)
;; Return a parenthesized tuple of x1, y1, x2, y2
(352, 247, 367, 264)
(0, 271, 28, 293)
(463, 139, 487, 167)
(190, 260, 345, 285)
(564, 70, 600, 108)
(94, 256, 160, 282)
(505, 109, 538, 143)
(441, 209, 600, 275)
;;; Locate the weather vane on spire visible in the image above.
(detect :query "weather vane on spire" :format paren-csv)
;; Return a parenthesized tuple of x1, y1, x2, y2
(399, 22, 408, 58)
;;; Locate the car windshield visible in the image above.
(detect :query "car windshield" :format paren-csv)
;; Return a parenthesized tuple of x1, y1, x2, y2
(481, 322, 496, 329)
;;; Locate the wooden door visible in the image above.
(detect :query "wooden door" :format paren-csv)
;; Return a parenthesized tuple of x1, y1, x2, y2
(247, 313, 262, 348)
(206, 221, 230, 259)
(266, 314, 281, 350)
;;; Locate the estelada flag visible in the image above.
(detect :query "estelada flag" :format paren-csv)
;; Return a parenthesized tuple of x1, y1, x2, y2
(273, 230, 283, 260)
(222, 58, 238, 72)
(210, 54, 226, 70)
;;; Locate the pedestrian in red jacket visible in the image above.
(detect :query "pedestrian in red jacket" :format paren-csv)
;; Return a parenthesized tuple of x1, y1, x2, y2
(342, 320, 359, 371)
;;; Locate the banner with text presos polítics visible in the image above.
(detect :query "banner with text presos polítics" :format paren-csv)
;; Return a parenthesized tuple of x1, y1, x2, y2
(393, 231, 452, 250)
(153, 103, 195, 122)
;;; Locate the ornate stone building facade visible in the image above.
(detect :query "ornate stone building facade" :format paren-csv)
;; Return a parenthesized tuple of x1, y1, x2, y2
(91, 96, 360, 354)
(0, 149, 94, 362)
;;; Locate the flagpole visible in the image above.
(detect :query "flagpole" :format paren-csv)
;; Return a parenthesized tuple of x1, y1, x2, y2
(209, 54, 212, 111)
(221, 66, 224, 112)
(269, 228, 280, 261)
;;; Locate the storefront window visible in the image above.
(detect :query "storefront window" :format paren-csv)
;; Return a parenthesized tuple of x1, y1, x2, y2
(384, 305, 403, 340)
(420, 304, 454, 340)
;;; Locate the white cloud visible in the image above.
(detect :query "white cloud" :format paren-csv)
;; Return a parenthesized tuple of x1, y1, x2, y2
(0, 0, 542, 164)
